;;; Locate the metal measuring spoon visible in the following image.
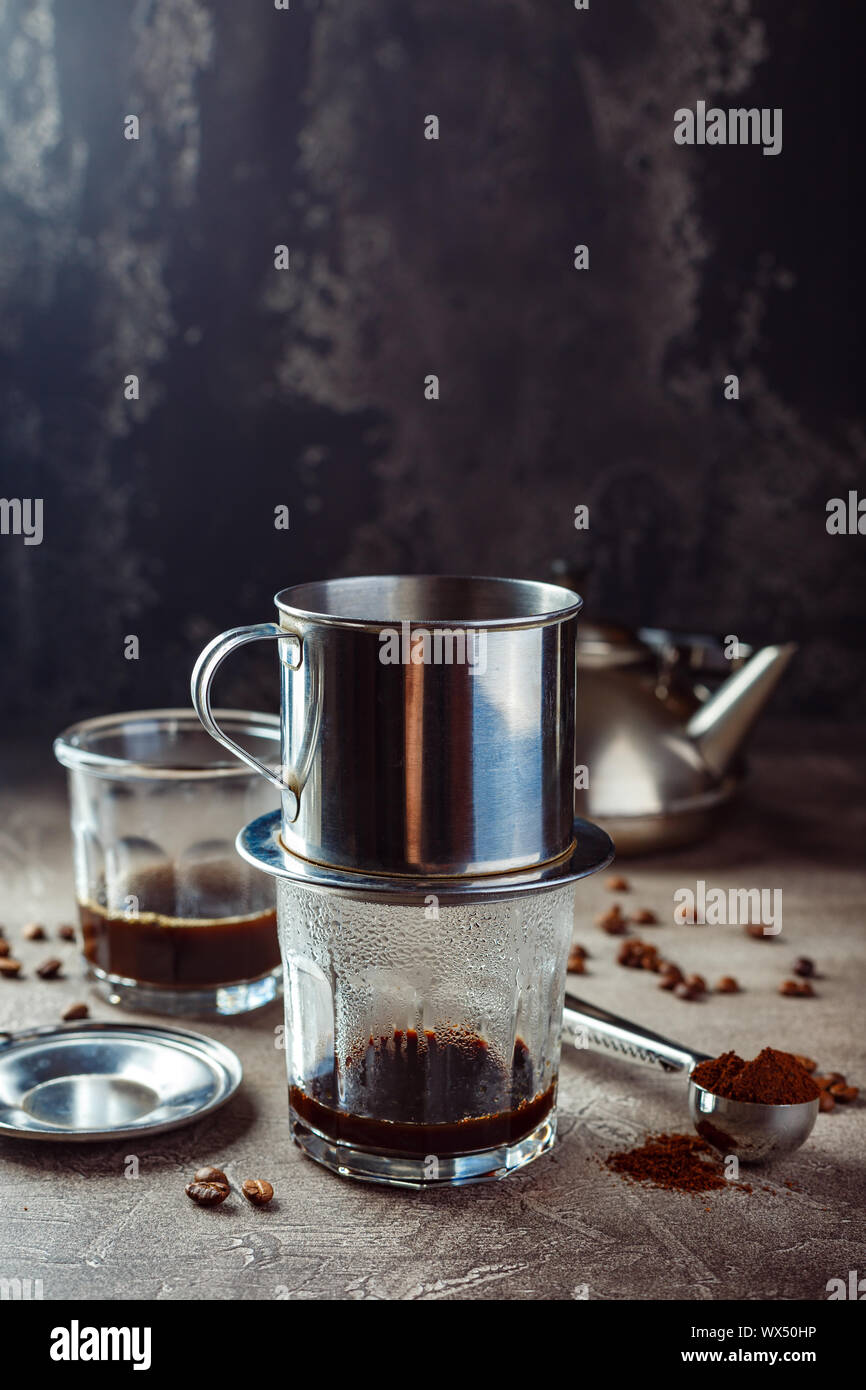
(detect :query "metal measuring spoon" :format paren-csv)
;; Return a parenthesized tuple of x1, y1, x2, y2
(562, 993, 819, 1164)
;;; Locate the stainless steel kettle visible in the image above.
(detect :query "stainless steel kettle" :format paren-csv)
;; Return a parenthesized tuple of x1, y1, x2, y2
(574, 621, 796, 855)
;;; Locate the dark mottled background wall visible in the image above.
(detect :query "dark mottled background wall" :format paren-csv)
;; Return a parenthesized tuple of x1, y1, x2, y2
(0, 0, 863, 735)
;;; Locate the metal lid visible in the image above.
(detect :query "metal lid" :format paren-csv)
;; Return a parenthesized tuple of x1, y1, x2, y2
(237, 809, 614, 904)
(0, 1022, 242, 1142)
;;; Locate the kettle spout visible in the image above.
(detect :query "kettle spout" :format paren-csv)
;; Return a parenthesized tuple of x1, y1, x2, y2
(686, 644, 797, 777)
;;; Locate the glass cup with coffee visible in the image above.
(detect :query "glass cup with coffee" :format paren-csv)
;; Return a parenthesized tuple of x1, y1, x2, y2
(54, 709, 282, 1016)
(277, 879, 577, 1185)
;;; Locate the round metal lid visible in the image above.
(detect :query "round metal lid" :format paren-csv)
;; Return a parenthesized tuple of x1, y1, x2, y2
(0, 1022, 242, 1143)
(237, 810, 614, 903)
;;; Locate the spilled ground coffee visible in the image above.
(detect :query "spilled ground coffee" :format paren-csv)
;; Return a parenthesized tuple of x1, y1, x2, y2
(604, 1132, 731, 1193)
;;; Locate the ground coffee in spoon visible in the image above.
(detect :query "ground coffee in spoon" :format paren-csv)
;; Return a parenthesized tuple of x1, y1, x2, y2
(691, 1048, 821, 1105)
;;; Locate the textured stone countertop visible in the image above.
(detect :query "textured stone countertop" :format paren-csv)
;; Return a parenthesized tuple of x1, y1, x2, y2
(1, 728, 864, 1302)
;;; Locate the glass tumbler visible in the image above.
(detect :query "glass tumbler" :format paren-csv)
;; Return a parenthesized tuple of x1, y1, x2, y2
(54, 709, 282, 1016)
(278, 877, 576, 1186)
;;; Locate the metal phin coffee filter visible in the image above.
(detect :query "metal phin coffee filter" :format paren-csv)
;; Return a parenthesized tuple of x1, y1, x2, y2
(193, 575, 586, 880)
(194, 577, 613, 1186)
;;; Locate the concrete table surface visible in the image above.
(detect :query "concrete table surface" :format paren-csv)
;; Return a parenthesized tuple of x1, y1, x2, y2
(1, 727, 864, 1302)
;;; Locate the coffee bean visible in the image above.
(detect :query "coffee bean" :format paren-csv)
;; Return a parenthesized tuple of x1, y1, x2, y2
(22, 923, 46, 941)
(0, 924, 5, 938)
(779, 979, 813, 997)
(0, 959, 22, 978)
(630, 908, 657, 924)
(828, 1084, 858, 1103)
(617, 938, 654, 968)
(745, 924, 770, 939)
(185, 1179, 229, 1206)
(62, 1002, 90, 1021)
(674, 982, 700, 1001)
(816, 1072, 846, 1088)
(793, 1054, 817, 1074)
(793, 956, 814, 978)
(818, 1089, 836, 1113)
(567, 945, 587, 973)
(193, 1166, 228, 1186)
(684, 974, 706, 994)
(242, 1179, 274, 1206)
(597, 905, 627, 935)
(715, 976, 739, 993)
(36, 958, 63, 980)
(0, 940, 10, 957)
(606, 875, 629, 892)
(57, 925, 76, 941)
(659, 967, 683, 990)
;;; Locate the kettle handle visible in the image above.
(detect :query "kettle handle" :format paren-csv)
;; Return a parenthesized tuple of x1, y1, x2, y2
(191, 622, 302, 812)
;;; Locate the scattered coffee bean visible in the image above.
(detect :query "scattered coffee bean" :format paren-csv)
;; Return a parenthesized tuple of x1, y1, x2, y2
(185, 1178, 229, 1206)
(193, 1166, 228, 1185)
(0, 959, 22, 978)
(793, 956, 814, 978)
(818, 1089, 836, 1113)
(630, 907, 657, 924)
(816, 1072, 845, 1089)
(828, 1084, 858, 1103)
(659, 966, 683, 990)
(616, 938, 657, 968)
(684, 974, 706, 995)
(22, 923, 46, 941)
(0, 940, 9, 957)
(36, 958, 63, 980)
(597, 905, 628, 935)
(62, 1002, 90, 1021)
(715, 976, 739, 994)
(779, 979, 814, 997)
(242, 1179, 274, 1206)
(57, 925, 76, 941)
(567, 944, 588, 973)
(744, 923, 771, 939)
(793, 1054, 817, 1074)
(674, 981, 701, 1001)
(606, 875, 629, 892)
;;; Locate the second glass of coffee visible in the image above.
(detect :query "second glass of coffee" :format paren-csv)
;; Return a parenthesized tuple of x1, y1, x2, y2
(54, 709, 281, 1016)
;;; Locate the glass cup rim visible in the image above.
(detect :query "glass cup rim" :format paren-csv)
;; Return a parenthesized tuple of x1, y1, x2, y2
(53, 707, 280, 782)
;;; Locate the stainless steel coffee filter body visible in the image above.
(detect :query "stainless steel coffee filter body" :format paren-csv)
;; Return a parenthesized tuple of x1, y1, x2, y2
(193, 575, 582, 878)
